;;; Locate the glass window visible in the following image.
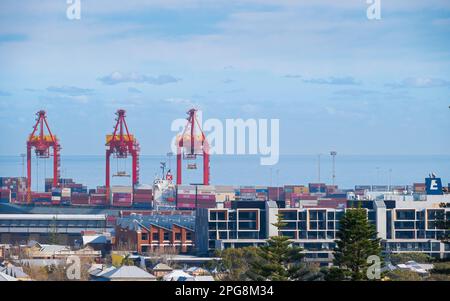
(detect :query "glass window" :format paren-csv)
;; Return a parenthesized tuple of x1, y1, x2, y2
(238, 211, 257, 220)
(327, 221, 334, 229)
(318, 221, 326, 230)
(298, 211, 307, 220)
(394, 221, 415, 229)
(307, 231, 318, 239)
(219, 231, 228, 239)
(280, 222, 296, 230)
(395, 231, 415, 239)
(238, 221, 257, 230)
(327, 211, 335, 220)
(416, 211, 425, 220)
(280, 211, 297, 221)
(396, 210, 415, 220)
(298, 221, 307, 230)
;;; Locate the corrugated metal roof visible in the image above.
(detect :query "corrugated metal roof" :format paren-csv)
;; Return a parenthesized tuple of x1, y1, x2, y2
(101, 266, 156, 279)
(0, 214, 106, 220)
(0, 271, 17, 281)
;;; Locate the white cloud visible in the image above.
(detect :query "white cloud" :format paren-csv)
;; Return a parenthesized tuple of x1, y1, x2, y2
(98, 71, 181, 85)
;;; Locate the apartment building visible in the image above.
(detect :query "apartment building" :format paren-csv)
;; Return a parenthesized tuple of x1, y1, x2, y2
(196, 192, 450, 266)
(115, 214, 195, 254)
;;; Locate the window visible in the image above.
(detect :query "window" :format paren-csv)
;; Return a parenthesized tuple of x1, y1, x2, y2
(327, 221, 334, 229)
(307, 231, 318, 239)
(298, 221, 307, 230)
(395, 231, 415, 239)
(238, 231, 259, 239)
(428, 210, 444, 220)
(394, 221, 415, 229)
(280, 222, 296, 230)
(238, 211, 258, 220)
(163, 232, 170, 241)
(175, 233, 181, 241)
(327, 212, 335, 220)
(210, 211, 227, 221)
(141, 233, 148, 240)
(298, 211, 307, 220)
(238, 221, 257, 230)
(186, 232, 193, 240)
(396, 210, 415, 220)
(280, 211, 297, 221)
(152, 233, 159, 241)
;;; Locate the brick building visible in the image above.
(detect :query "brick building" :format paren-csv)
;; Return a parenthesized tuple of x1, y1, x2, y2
(115, 214, 195, 254)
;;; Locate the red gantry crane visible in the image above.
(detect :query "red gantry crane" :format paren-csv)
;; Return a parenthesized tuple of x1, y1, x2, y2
(26, 110, 60, 203)
(176, 108, 210, 185)
(105, 109, 140, 199)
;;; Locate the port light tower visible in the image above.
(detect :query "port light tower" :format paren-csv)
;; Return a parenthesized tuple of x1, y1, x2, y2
(330, 151, 337, 185)
(105, 109, 140, 198)
(26, 110, 60, 203)
(176, 108, 210, 185)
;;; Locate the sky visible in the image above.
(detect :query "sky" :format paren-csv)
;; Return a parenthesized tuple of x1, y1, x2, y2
(0, 0, 449, 156)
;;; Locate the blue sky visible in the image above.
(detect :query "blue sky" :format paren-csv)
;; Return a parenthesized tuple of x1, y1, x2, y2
(0, 0, 449, 156)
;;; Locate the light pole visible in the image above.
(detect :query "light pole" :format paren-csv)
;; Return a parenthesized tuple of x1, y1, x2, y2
(388, 168, 392, 191)
(330, 151, 337, 185)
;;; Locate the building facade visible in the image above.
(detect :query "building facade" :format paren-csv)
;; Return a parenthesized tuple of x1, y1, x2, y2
(115, 214, 195, 254)
(197, 194, 450, 266)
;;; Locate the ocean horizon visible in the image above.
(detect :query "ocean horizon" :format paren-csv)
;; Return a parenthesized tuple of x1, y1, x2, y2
(0, 154, 449, 191)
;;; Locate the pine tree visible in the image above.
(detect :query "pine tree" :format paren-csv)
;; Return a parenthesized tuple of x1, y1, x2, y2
(249, 213, 304, 281)
(333, 208, 381, 280)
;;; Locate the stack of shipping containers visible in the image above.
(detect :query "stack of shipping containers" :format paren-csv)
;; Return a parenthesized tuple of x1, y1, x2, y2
(133, 184, 153, 208)
(176, 185, 196, 210)
(196, 185, 216, 209)
(111, 186, 133, 207)
(0, 177, 26, 203)
(51, 188, 61, 205)
(0, 188, 10, 203)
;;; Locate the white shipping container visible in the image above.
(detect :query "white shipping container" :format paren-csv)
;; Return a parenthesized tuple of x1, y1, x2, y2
(62, 188, 71, 197)
(111, 185, 133, 193)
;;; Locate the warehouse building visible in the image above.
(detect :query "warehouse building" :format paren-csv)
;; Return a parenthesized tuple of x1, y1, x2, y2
(0, 214, 108, 245)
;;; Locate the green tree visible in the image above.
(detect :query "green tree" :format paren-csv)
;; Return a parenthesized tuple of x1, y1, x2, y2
(249, 214, 304, 281)
(48, 217, 61, 245)
(209, 247, 260, 281)
(333, 208, 382, 281)
(437, 202, 450, 244)
(390, 252, 432, 265)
